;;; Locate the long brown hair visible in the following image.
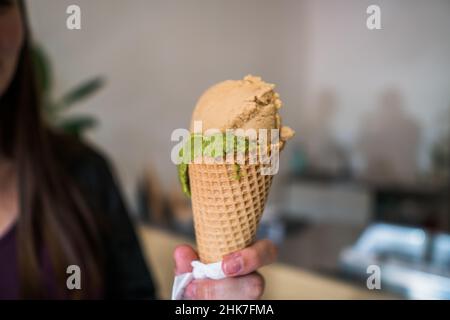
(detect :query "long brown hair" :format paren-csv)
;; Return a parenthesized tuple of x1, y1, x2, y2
(0, 1, 103, 299)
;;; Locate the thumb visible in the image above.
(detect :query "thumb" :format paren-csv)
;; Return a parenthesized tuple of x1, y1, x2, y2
(173, 244, 199, 275)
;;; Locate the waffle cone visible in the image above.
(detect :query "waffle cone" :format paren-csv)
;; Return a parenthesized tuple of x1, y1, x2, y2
(189, 163, 273, 263)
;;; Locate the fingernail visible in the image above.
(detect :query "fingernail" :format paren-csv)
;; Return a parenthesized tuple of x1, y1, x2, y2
(184, 283, 196, 299)
(223, 253, 243, 275)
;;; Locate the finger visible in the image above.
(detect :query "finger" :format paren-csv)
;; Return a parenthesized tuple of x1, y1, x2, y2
(184, 273, 265, 300)
(222, 239, 277, 277)
(173, 244, 199, 275)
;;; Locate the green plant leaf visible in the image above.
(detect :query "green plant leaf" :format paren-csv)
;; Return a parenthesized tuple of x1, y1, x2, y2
(42, 101, 62, 122)
(32, 45, 104, 137)
(57, 77, 105, 110)
(31, 44, 52, 95)
(57, 116, 98, 137)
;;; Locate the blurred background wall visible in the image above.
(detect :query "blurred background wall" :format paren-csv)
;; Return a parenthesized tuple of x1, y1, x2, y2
(26, 0, 450, 209)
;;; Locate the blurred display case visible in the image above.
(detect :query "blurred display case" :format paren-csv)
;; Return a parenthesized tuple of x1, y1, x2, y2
(340, 223, 450, 299)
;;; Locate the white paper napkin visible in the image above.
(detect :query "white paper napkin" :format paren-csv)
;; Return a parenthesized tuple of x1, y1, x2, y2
(171, 260, 226, 300)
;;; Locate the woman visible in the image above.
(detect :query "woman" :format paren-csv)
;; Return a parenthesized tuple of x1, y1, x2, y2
(0, 0, 277, 299)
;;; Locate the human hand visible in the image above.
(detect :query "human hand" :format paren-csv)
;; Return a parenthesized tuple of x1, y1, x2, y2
(173, 239, 277, 300)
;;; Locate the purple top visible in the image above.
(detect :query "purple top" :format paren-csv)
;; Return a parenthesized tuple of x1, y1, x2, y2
(0, 223, 62, 299)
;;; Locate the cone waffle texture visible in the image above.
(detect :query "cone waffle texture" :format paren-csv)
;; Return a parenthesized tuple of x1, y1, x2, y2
(189, 163, 273, 263)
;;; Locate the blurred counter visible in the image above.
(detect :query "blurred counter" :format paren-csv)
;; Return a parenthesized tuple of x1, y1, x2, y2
(137, 225, 393, 299)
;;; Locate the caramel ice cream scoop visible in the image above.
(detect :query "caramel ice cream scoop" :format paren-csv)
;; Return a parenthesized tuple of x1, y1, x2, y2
(190, 75, 294, 146)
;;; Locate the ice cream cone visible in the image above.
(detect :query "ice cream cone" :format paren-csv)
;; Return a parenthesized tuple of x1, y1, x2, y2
(177, 75, 294, 263)
(189, 162, 273, 263)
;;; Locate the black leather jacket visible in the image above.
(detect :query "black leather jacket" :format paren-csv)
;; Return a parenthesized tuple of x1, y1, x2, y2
(53, 134, 156, 299)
